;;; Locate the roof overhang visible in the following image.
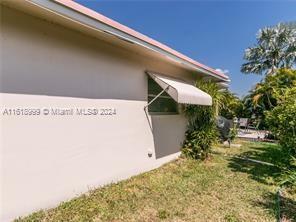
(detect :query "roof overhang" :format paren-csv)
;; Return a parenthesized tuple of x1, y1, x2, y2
(1, 0, 229, 82)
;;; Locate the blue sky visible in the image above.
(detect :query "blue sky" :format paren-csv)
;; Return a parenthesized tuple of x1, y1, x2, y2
(77, 0, 296, 97)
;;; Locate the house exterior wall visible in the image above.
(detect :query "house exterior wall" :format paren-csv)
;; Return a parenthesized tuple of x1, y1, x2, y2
(0, 7, 194, 221)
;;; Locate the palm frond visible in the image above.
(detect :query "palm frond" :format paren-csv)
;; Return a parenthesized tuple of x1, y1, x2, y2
(241, 22, 296, 75)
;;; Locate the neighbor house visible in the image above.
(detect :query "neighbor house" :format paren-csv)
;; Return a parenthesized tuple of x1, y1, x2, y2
(0, 0, 229, 221)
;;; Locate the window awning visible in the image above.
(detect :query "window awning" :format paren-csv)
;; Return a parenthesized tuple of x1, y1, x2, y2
(147, 72, 212, 106)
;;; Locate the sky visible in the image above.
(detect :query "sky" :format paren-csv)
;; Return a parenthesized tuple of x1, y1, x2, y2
(76, 0, 296, 97)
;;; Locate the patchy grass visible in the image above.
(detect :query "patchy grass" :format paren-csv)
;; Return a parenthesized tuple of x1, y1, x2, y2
(16, 140, 295, 222)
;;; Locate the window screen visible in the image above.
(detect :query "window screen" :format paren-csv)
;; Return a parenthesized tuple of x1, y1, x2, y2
(148, 76, 178, 115)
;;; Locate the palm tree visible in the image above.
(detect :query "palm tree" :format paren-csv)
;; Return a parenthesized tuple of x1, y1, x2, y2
(251, 69, 296, 108)
(248, 82, 274, 119)
(241, 23, 296, 75)
(243, 69, 296, 129)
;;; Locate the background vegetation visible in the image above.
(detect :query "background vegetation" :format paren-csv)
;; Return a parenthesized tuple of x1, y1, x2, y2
(241, 23, 296, 75)
(240, 22, 296, 188)
(183, 22, 296, 188)
(266, 86, 296, 156)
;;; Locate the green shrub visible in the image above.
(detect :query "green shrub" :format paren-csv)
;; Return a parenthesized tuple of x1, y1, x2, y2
(280, 157, 296, 187)
(266, 87, 296, 156)
(183, 122, 218, 160)
(182, 81, 223, 160)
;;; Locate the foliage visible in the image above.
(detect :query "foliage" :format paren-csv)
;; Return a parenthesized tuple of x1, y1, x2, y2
(241, 23, 296, 75)
(280, 157, 296, 187)
(219, 90, 244, 119)
(182, 81, 224, 160)
(266, 87, 296, 156)
(251, 69, 296, 107)
(183, 127, 217, 160)
(242, 69, 296, 129)
(284, 21, 296, 30)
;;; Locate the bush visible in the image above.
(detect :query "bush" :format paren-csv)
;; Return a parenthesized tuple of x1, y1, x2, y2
(266, 87, 296, 156)
(280, 156, 296, 187)
(183, 116, 218, 160)
(182, 81, 222, 160)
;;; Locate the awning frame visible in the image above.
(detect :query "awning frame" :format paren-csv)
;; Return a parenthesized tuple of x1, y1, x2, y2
(144, 86, 169, 112)
(146, 71, 212, 106)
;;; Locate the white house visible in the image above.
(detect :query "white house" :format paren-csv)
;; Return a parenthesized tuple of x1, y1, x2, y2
(0, 0, 229, 221)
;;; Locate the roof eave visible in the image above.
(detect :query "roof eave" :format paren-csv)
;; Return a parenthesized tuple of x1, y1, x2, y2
(19, 0, 229, 81)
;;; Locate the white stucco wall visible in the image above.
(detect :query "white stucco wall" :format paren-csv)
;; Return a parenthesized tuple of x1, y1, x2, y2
(0, 6, 191, 221)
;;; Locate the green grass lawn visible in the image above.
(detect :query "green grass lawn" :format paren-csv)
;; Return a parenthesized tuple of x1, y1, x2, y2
(16, 140, 295, 222)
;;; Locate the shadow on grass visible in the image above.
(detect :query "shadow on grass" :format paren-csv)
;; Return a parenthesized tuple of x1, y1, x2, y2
(228, 142, 295, 221)
(253, 191, 296, 222)
(239, 144, 290, 166)
(228, 142, 291, 185)
(228, 158, 281, 185)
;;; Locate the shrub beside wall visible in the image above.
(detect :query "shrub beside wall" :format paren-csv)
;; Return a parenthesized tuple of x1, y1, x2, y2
(182, 106, 218, 160)
(182, 81, 222, 160)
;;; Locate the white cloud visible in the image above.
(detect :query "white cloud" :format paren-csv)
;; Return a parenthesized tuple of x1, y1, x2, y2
(215, 68, 229, 74)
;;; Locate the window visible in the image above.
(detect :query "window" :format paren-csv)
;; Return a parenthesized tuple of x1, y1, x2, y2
(148, 76, 178, 115)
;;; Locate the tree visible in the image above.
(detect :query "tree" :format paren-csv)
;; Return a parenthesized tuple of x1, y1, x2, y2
(249, 69, 296, 109)
(242, 69, 296, 129)
(241, 23, 296, 75)
(219, 90, 244, 119)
